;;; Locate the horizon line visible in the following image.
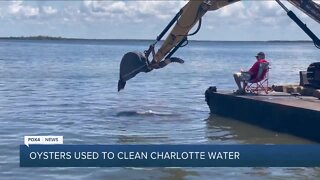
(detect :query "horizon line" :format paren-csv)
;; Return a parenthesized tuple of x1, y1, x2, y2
(0, 36, 313, 42)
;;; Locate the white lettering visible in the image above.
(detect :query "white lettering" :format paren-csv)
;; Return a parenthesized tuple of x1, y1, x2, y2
(102, 152, 114, 159)
(208, 152, 240, 160)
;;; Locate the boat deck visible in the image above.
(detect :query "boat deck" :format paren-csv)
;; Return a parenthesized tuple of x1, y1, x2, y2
(232, 92, 320, 111)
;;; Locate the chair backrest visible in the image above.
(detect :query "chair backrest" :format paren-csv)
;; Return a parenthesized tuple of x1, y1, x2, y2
(250, 62, 269, 83)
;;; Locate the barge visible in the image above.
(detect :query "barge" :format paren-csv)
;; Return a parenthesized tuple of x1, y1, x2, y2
(205, 87, 320, 142)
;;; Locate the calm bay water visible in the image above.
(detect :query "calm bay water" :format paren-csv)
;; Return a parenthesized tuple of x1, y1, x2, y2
(0, 39, 320, 179)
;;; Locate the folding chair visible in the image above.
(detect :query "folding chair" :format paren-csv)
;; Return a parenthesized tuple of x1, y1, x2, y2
(245, 62, 270, 94)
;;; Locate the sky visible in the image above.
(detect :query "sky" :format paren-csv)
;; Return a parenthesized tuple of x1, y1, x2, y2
(0, 0, 319, 41)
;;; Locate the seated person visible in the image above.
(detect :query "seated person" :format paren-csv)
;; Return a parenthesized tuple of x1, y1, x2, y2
(233, 52, 269, 94)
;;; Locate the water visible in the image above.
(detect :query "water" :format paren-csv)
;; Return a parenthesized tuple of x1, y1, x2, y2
(0, 39, 319, 179)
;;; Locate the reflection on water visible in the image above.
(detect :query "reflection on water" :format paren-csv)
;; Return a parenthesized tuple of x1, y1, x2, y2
(205, 115, 315, 144)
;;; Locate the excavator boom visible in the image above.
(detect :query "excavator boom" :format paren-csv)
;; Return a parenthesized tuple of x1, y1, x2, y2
(153, 0, 240, 64)
(288, 0, 320, 24)
(118, 0, 320, 92)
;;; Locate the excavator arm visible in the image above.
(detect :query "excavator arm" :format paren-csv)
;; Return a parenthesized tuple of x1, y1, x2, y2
(151, 0, 240, 64)
(287, 0, 320, 24)
(277, 0, 320, 48)
(118, 0, 239, 91)
(118, 0, 320, 92)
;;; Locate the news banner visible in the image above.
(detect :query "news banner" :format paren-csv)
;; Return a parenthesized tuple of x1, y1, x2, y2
(20, 136, 320, 167)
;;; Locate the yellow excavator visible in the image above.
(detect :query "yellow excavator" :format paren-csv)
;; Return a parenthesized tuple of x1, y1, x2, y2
(118, 0, 320, 91)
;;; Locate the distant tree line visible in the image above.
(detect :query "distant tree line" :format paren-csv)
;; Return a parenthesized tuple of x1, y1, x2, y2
(0, 36, 64, 40)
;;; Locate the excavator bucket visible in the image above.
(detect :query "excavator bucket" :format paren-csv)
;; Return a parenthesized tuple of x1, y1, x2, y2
(118, 52, 150, 91)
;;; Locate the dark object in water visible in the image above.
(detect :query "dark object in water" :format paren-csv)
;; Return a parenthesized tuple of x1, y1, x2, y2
(118, 52, 150, 91)
(116, 110, 175, 117)
(307, 62, 320, 89)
